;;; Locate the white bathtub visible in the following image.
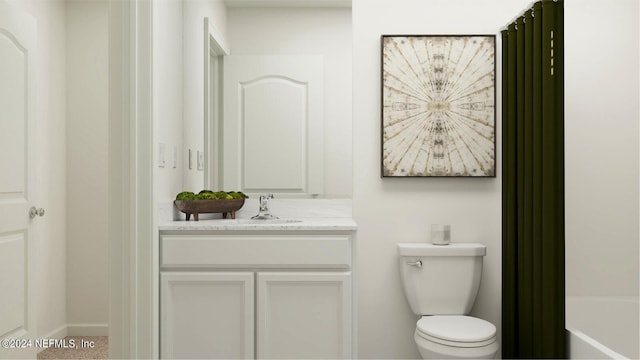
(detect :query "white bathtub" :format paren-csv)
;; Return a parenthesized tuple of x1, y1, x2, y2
(566, 296, 639, 359)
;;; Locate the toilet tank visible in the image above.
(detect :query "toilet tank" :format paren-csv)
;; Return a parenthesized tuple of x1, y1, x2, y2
(397, 243, 486, 316)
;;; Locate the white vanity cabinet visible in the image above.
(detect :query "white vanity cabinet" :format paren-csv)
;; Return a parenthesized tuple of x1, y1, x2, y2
(159, 231, 355, 359)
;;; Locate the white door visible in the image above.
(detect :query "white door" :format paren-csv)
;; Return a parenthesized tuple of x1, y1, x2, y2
(257, 272, 352, 359)
(0, 2, 37, 359)
(222, 55, 324, 195)
(161, 272, 254, 359)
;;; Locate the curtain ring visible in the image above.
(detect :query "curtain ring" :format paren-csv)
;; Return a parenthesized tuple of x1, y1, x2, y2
(531, 9, 535, 17)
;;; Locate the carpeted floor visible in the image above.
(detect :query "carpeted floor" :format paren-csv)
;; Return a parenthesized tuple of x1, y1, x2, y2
(37, 336, 108, 360)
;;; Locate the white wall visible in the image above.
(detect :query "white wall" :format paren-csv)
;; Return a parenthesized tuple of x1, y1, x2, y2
(352, 0, 530, 357)
(155, 0, 185, 202)
(152, 3, 184, 351)
(565, 0, 639, 297)
(6, 0, 68, 339)
(183, 0, 228, 192)
(65, 0, 109, 333)
(226, 7, 353, 196)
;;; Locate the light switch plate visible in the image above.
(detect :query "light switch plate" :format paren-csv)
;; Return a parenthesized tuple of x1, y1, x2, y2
(172, 145, 177, 168)
(158, 143, 166, 168)
(197, 151, 204, 171)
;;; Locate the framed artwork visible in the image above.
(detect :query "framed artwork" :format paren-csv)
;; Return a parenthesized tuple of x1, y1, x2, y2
(381, 35, 496, 177)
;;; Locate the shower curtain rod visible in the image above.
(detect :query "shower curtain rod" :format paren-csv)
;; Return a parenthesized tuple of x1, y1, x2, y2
(499, 0, 559, 32)
(500, 0, 537, 31)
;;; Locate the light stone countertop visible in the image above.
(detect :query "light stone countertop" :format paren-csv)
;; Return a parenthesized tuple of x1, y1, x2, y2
(158, 198, 357, 232)
(158, 217, 357, 231)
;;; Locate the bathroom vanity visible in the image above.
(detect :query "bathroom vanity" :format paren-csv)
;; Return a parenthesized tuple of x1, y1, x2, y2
(158, 216, 357, 359)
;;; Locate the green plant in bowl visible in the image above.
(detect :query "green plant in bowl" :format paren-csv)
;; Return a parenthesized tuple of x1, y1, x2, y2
(175, 191, 197, 201)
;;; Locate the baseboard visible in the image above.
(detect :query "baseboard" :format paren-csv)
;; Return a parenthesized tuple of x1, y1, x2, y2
(66, 324, 109, 336)
(40, 325, 68, 340)
(39, 324, 109, 340)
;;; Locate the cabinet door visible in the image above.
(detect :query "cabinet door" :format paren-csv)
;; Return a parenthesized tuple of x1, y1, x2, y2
(257, 272, 352, 359)
(161, 272, 254, 359)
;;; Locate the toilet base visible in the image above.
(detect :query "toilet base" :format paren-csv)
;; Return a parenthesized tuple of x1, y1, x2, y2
(414, 331, 499, 359)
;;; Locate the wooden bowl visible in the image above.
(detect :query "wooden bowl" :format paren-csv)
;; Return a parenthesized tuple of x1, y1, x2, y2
(174, 198, 246, 221)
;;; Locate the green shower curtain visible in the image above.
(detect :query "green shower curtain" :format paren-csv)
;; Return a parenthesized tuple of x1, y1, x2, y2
(501, 0, 565, 358)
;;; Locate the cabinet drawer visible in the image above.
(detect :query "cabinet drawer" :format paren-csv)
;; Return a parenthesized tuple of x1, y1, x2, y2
(161, 234, 352, 268)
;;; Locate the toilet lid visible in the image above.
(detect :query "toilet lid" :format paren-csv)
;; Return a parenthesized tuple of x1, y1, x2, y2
(417, 316, 496, 344)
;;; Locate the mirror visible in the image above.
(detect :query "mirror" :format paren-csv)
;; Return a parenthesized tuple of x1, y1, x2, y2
(204, 5, 353, 197)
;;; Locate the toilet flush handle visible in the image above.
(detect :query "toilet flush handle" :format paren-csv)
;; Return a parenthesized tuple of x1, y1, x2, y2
(406, 260, 422, 268)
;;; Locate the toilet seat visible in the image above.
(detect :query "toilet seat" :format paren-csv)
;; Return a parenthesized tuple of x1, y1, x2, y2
(416, 315, 496, 348)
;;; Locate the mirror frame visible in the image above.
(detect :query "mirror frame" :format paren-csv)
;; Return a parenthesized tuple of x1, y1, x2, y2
(203, 17, 229, 190)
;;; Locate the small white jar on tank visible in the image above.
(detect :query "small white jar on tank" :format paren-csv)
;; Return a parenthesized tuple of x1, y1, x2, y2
(430, 224, 451, 245)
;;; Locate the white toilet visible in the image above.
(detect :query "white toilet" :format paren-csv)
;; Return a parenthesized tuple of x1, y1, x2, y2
(397, 243, 499, 359)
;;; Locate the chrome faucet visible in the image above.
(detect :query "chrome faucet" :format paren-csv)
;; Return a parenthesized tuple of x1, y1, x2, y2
(252, 194, 278, 220)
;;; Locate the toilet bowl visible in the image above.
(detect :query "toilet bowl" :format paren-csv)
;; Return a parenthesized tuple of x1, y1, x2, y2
(413, 315, 498, 359)
(397, 243, 499, 359)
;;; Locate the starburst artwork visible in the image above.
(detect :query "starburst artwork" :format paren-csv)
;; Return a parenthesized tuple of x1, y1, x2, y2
(382, 35, 496, 177)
